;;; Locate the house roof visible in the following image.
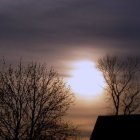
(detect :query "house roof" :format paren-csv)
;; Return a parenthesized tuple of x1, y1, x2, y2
(90, 115, 140, 140)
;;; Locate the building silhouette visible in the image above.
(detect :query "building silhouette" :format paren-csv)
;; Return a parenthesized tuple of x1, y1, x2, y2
(90, 115, 140, 140)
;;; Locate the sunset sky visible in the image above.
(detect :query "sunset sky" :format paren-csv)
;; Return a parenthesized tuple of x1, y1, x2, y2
(0, 0, 140, 139)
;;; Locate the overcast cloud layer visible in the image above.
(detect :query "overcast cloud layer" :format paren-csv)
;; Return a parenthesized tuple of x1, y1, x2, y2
(0, 0, 140, 63)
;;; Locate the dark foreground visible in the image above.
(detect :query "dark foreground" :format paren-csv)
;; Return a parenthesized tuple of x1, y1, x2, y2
(90, 115, 140, 140)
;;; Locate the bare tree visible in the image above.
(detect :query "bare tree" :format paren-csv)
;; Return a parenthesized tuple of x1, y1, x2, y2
(97, 55, 140, 115)
(0, 61, 77, 140)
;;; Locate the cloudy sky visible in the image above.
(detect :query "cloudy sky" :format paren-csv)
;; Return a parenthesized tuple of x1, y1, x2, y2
(0, 0, 140, 139)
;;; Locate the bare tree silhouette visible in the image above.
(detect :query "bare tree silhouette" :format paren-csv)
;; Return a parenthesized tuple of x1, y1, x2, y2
(0, 61, 77, 140)
(97, 55, 140, 115)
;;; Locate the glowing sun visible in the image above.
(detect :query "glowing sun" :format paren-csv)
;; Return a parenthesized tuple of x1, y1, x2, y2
(68, 60, 104, 98)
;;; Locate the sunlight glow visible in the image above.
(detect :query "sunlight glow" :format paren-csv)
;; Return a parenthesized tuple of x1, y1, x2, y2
(68, 60, 105, 98)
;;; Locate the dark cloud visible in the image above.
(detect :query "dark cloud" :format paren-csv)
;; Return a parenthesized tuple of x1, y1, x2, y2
(0, 1, 140, 40)
(0, 0, 140, 66)
(0, 0, 139, 80)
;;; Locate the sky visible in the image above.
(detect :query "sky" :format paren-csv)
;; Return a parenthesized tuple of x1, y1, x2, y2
(0, 0, 140, 139)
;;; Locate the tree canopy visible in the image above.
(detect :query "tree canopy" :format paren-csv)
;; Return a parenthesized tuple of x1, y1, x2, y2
(0, 61, 77, 140)
(97, 56, 140, 115)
